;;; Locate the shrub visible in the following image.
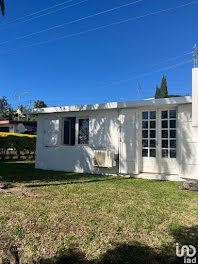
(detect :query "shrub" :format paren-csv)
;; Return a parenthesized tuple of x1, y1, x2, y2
(0, 133, 36, 160)
(0, 132, 36, 138)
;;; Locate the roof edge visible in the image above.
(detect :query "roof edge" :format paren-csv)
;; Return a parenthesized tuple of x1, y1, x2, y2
(25, 96, 192, 115)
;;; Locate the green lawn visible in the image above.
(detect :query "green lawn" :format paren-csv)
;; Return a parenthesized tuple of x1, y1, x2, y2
(0, 162, 197, 264)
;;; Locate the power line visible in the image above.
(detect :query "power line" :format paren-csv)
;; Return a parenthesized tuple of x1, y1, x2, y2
(152, 51, 192, 66)
(0, 0, 77, 26)
(20, 59, 191, 101)
(0, 0, 197, 51)
(0, 0, 143, 45)
(97, 59, 192, 89)
(0, 0, 89, 29)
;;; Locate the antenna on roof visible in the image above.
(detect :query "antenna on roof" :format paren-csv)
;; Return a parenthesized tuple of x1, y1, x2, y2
(193, 44, 198, 68)
(137, 83, 141, 100)
(13, 91, 29, 121)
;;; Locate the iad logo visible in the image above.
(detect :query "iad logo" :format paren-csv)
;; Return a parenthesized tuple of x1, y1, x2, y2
(176, 243, 197, 263)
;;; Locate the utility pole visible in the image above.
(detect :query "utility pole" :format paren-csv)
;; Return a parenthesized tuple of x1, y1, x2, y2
(29, 100, 32, 109)
(27, 100, 32, 120)
(137, 83, 141, 100)
(193, 44, 198, 68)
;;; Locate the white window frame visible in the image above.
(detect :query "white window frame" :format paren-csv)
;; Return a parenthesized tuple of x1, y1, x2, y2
(44, 118, 60, 147)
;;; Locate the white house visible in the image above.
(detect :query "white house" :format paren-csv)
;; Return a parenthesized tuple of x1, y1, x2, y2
(29, 68, 198, 181)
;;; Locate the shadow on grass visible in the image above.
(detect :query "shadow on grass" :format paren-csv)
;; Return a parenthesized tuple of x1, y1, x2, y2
(35, 226, 198, 264)
(39, 243, 182, 264)
(169, 225, 198, 248)
(0, 162, 120, 184)
(25, 178, 121, 188)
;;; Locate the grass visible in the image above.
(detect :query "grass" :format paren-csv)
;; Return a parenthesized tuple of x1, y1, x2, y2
(0, 161, 197, 264)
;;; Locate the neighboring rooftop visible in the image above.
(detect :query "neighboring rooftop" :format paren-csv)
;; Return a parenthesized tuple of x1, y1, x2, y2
(0, 120, 37, 127)
(26, 96, 192, 115)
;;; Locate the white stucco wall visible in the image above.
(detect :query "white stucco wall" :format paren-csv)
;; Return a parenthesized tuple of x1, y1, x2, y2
(119, 109, 139, 175)
(35, 109, 121, 175)
(178, 104, 198, 180)
(35, 102, 198, 181)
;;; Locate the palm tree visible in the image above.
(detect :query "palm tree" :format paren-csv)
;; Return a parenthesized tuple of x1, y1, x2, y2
(0, 0, 5, 16)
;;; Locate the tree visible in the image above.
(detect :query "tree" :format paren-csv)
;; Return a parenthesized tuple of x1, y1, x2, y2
(0, 96, 14, 120)
(160, 75, 168, 98)
(154, 76, 169, 99)
(0, 96, 9, 110)
(34, 100, 47, 108)
(154, 85, 161, 99)
(0, 0, 5, 16)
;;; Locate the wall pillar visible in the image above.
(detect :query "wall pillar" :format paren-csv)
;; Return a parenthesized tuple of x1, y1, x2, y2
(192, 68, 198, 126)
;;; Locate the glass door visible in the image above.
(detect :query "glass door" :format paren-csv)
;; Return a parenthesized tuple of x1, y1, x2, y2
(161, 110, 177, 159)
(141, 110, 159, 173)
(141, 108, 178, 174)
(142, 111, 157, 158)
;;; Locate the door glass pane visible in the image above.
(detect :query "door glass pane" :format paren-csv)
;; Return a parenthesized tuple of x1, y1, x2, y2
(170, 120, 176, 128)
(142, 130, 148, 138)
(142, 149, 148, 157)
(142, 140, 148, 147)
(162, 130, 168, 138)
(150, 140, 156, 148)
(170, 130, 176, 138)
(161, 111, 168, 119)
(150, 130, 156, 138)
(162, 149, 168, 158)
(170, 140, 176, 148)
(169, 110, 176, 118)
(150, 111, 156, 119)
(162, 140, 168, 148)
(150, 149, 156, 157)
(142, 121, 148, 129)
(170, 149, 176, 158)
(142, 112, 148, 120)
(162, 120, 168, 128)
(150, 121, 156, 128)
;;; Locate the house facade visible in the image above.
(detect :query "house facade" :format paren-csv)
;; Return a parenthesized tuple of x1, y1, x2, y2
(30, 68, 198, 181)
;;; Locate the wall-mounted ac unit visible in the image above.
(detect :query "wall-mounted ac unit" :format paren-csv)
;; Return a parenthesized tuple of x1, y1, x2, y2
(93, 151, 116, 168)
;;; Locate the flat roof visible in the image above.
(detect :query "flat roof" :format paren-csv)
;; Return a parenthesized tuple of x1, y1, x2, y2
(26, 96, 192, 115)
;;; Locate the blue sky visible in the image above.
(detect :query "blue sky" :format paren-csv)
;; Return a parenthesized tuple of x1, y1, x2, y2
(0, 0, 197, 108)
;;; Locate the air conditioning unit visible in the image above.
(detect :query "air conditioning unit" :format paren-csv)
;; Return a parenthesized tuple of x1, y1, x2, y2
(93, 151, 116, 168)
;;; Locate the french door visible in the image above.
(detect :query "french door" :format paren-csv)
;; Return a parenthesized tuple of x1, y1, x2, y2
(141, 108, 178, 174)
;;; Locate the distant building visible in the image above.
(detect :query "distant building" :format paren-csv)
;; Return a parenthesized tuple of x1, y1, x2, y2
(0, 120, 37, 135)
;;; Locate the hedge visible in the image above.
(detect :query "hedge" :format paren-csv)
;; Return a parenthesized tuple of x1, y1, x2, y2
(0, 133, 36, 160)
(0, 132, 36, 138)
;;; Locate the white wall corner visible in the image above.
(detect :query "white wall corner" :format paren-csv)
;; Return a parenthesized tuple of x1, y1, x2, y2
(192, 68, 198, 126)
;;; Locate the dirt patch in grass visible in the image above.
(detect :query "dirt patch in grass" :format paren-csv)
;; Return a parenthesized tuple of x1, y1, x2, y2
(0, 185, 50, 198)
